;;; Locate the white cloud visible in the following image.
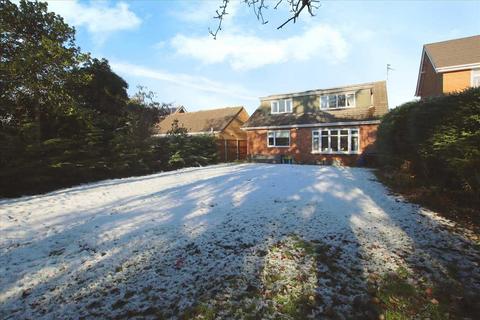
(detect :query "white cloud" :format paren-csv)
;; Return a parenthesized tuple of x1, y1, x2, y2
(111, 62, 257, 102)
(170, 24, 349, 71)
(46, 1, 141, 42)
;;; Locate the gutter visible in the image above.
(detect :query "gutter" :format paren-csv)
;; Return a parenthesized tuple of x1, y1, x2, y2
(152, 131, 220, 137)
(242, 120, 381, 131)
(436, 63, 480, 73)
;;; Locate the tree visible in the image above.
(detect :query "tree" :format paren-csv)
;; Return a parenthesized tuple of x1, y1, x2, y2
(0, 0, 88, 141)
(209, 0, 320, 39)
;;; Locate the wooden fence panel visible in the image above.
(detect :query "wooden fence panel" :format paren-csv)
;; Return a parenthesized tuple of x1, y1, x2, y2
(216, 139, 247, 162)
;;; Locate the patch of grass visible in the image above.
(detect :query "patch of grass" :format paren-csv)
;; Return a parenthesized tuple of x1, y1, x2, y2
(181, 235, 323, 319)
(181, 303, 216, 320)
(373, 268, 451, 320)
(292, 238, 316, 255)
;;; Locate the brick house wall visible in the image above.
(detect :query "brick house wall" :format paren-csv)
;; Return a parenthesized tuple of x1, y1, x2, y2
(418, 55, 443, 99)
(246, 124, 379, 166)
(442, 69, 472, 93)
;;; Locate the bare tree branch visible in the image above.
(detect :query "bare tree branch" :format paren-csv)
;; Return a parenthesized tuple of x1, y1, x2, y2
(210, 0, 320, 39)
(208, 0, 230, 40)
(243, 0, 269, 25)
(277, 0, 319, 29)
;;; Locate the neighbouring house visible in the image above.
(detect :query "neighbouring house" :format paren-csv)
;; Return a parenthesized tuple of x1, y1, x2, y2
(153, 106, 249, 161)
(415, 35, 480, 99)
(242, 81, 389, 166)
(165, 105, 187, 115)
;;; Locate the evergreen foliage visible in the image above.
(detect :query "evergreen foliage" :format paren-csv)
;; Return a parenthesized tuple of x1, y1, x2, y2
(377, 88, 480, 197)
(0, 0, 218, 197)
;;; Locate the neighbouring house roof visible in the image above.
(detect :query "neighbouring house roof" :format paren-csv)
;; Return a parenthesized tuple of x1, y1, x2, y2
(153, 106, 245, 135)
(423, 35, 480, 72)
(166, 105, 187, 115)
(243, 81, 388, 129)
(415, 35, 480, 96)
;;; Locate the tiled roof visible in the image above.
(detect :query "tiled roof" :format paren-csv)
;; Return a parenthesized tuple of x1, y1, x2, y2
(424, 35, 480, 70)
(154, 106, 245, 134)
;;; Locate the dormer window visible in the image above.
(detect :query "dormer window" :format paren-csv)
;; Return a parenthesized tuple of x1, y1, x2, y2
(271, 99, 293, 114)
(320, 93, 355, 110)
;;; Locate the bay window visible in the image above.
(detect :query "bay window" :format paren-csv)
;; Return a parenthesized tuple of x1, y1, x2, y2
(271, 99, 293, 114)
(268, 130, 290, 147)
(312, 128, 359, 154)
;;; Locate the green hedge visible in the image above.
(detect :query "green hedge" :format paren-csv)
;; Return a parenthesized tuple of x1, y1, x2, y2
(377, 87, 480, 195)
(0, 132, 218, 198)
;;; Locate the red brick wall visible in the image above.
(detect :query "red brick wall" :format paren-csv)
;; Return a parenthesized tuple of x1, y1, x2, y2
(419, 55, 443, 99)
(246, 124, 379, 166)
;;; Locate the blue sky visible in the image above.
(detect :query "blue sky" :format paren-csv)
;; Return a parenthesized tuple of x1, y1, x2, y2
(45, 0, 480, 114)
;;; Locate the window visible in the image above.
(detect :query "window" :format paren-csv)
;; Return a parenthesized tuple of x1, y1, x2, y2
(320, 96, 328, 109)
(472, 69, 480, 88)
(312, 128, 359, 154)
(271, 99, 293, 114)
(268, 130, 290, 147)
(319, 93, 356, 110)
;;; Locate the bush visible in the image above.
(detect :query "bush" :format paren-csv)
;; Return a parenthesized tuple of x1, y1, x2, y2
(377, 88, 480, 196)
(152, 120, 218, 170)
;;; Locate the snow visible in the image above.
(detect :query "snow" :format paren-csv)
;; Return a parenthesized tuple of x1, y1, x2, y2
(1, 163, 479, 319)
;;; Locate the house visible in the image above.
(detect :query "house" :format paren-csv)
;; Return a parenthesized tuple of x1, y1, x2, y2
(153, 106, 249, 161)
(415, 35, 480, 99)
(165, 105, 187, 115)
(242, 81, 389, 166)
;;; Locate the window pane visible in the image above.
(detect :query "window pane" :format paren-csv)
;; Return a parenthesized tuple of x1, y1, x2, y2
(328, 95, 337, 108)
(272, 101, 278, 113)
(321, 130, 329, 136)
(330, 130, 338, 135)
(268, 132, 274, 146)
(276, 130, 290, 138)
(351, 136, 358, 152)
(285, 99, 292, 112)
(278, 100, 286, 113)
(473, 70, 480, 87)
(275, 137, 289, 146)
(320, 96, 328, 109)
(321, 136, 329, 152)
(338, 94, 346, 108)
(346, 94, 355, 107)
(331, 136, 338, 151)
(268, 137, 275, 146)
(340, 129, 348, 135)
(313, 136, 319, 151)
(340, 135, 348, 151)
(351, 129, 358, 135)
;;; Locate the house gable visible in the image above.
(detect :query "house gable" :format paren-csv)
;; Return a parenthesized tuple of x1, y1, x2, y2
(415, 35, 480, 97)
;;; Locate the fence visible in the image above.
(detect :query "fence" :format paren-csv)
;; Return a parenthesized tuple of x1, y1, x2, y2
(216, 139, 247, 162)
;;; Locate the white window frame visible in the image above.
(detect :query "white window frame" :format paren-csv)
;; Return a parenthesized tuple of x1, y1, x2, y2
(267, 130, 290, 148)
(271, 99, 293, 114)
(471, 68, 480, 88)
(319, 92, 356, 110)
(311, 127, 360, 154)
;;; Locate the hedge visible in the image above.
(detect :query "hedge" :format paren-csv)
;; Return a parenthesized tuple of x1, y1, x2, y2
(376, 87, 480, 196)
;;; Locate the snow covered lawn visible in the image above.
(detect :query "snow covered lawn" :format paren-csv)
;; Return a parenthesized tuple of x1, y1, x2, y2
(1, 163, 479, 319)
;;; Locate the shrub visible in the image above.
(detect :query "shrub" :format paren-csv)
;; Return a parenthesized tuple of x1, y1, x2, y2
(377, 88, 480, 196)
